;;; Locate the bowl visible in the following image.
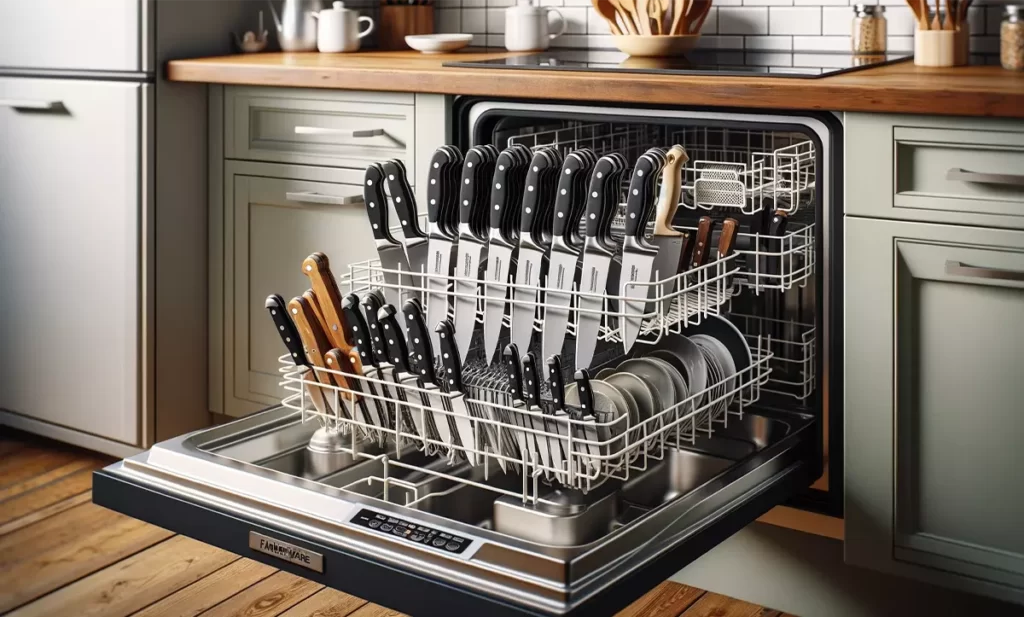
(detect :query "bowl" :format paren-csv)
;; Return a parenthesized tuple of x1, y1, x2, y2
(612, 34, 700, 57)
(405, 33, 473, 54)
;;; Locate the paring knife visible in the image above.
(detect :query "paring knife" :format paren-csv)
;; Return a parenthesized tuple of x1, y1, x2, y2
(267, 294, 329, 415)
(382, 160, 429, 291)
(521, 352, 553, 472)
(452, 147, 496, 362)
(618, 151, 666, 353)
(539, 150, 596, 369)
(436, 319, 479, 466)
(404, 298, 459, 456)
(503, 343, 537, 467)
(361, 292, 407, 434)
(545, 355, 572, 482)
(365, 163, 412, 328)
(378, 303, 434, 448)
(647, 146, 689, 317)
(340, 293, 391, 435)
(424, 146, 463, 355)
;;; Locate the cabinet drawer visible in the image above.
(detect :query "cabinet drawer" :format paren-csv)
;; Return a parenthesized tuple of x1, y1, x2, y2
(226, 87, 415, 173)
(846, 114, 1024, 229)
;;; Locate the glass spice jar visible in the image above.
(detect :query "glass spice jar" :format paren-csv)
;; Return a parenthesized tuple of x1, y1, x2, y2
(1002, 5, 1024, 71)
(852, 4, 887, 54)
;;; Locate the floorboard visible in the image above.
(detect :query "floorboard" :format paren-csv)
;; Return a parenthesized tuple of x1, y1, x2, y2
(0, 432, 793, 617)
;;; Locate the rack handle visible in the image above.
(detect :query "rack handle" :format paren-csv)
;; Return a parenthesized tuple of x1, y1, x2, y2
(294, 126, 385, 138)
(0, 98, 62, 111)
(946, 168, 1024, 188)
(286, 191, 363, 205)
(945, 260, 1024, 282)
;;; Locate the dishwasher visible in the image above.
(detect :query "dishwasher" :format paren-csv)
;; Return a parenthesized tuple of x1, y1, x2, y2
(94, 99, 841, 617)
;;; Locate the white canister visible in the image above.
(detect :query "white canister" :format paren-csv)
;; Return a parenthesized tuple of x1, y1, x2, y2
(505, 0, 566, 52)
(313, 1, 374, 52)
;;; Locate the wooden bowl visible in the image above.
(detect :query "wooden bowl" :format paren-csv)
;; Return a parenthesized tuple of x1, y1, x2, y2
(612, 34, 700, 57)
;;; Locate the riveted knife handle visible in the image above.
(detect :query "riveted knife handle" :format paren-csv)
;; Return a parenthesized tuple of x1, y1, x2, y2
(459, 148, 487, 227)
(360, 292, 391, 367)
(552, 155, 582, 242)
(519, 151, 548, 237)
(522, 352, 542, 408)
(342, 293, 376, 370)
(503, 344, 524, 403)
(302, 290, 332, 345)
(624, 156, 658, 240)
(585, 156, 617, 239)
(364, 164, 395, 243)
(302, 252, 350, 352)
(404, 298, 437, 382)
(574, 368, 595, 415)
(325, 348, 363, 397)
(654, 145, 688, 236)
(382, 160, 424, 240)
(718, 218, 739, 260)
(548, 355, 566, 410)
(691, 216, 716, 269)
(288, 295, 349, 392)
(266, 294, 307, 367)
(489, 150, 515, 232)
(435, 319, 464, 393)
(426, 148, 449, 225)
(377, 304, 412, 373)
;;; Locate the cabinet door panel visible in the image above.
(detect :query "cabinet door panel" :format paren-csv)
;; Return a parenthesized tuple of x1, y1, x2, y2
(845, 216, 1024, 603)
(227, 174, 377, 416)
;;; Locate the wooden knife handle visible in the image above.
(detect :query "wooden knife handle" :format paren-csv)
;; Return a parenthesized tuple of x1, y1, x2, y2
(302, 290, 332, 346)
(288, 296, 350, 405)
(302, 252, 351, 353)
(690, 216, 715, 269)
(653, 145, 689, 236)
(717, 218, 739, 260)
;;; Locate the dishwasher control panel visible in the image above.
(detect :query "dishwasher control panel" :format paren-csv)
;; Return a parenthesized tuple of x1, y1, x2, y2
(351, 508, 472, 555)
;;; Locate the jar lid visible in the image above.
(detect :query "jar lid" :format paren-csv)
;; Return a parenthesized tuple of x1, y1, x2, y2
(1005, 4, 1022, 20)
(853, 4, 885, 16)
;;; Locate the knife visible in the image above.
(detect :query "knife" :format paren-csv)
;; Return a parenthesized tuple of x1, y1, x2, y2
(545, 354, 572, 482)
(763, 210, 788, 280)
(361, 292, 406, 433)
(503, 343, 537, 468)
(404, 298, 459, 455)
(647, 146, 689, 317)
(539, 151, 594, 369)
(302, 289, 332, 342)
(481, 148, 525, 364)
(424, 147, 462, 355)
(288, 295, 349, 419)
(691, 216, 717, 270)
(572, 368, 603, 476)
(377, 303, 436, 448)
(618, 153, 664, 353)
(436, 319, 479, 466)
(340, 293, 391, 435)
(382, 160, 429, 289)
(266, 294, 329, 415)
(521, 352, 553, 472)
(575, 155, 624, 371)
(301, 252, 351, 351)
(365, 163, 411, 328)
(718, 218, 739, 261)
(452, 147, 493, 362)
(323, 347, 374, 439)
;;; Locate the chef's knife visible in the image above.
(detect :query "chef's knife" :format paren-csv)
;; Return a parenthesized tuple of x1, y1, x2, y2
(267, 294, 329, 415)
(436, 319, 479, 466)
(424, 147, 462, 354)
(521, 352, 553, 472)
(647, 145, 689, 317)
(365, 163, 411, 328)
(481, 148, 523, 364)
(377, 303, 433, 447)
(452, 147, 493, 362)
(618, 153, 663, 353)
(404, 298, 458, 454)
(382, 160, 430, 298)
(340, 293, 391, 434)
(302, 252, 351, 352)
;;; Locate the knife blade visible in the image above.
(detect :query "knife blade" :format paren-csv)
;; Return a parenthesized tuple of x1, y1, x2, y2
(539, 151, 594, 368)
(267, 294, 329, 415)
(424, 147, 462, 355)
(340, 293, 391, 436)
(377, 303, 433, 447)
(382, 160, 429, 294)
(647, 145, 689, 317)
(404, 298, 459, 455)
(521, 352, 553, 472)
(618, 153, 663, 353)
(575, 155, 624, 371)
(503, 343, 537, 468)
(436, 319, 479, 466)
(572, 368, 603, 476)
(545, 354, 571, 482)
(365, 163, 411, 329)
(452, 147, 493, 362)
(361, 292, 405, 433)
(481, 148, 525, 364)
(323, 347, 374, 438)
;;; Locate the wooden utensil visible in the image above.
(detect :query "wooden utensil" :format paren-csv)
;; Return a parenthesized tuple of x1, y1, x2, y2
(619, 0, 646, 36)
(657, 0, 671, 34)
(688, 0, 712, 33)
(302, 252, 351, 352)
(907, 0, 929, 29)
(647, 0, 662, 34)
(930, 0, 941, 30)
(943, 0, 954, 28)
(670, 0, 686, 34)
(608, 0, 638, 34)
(593, 0, 625, 35)
(636, 0, 652, 35)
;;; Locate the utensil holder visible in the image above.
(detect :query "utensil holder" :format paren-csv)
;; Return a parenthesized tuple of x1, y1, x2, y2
(914, 28, 968, 66)
(378, 4, 434, 50)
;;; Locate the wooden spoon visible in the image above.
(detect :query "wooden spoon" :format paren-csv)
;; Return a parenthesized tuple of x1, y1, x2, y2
(657, 0, 671, 34)
(670, 0, 686, 34)
(636, 0, 652, 34)
(943, 0, 955, 29)
(688, 0, 712, 33)
(608, 0, 639, 34)
(930, 0, 941, 30)
(619, 0, 647, 36)
(593, 0, 625, 35)
(648, 0, 662, 34)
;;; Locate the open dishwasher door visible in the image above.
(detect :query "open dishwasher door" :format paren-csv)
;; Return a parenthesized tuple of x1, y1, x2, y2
(95, 100, 839, 617)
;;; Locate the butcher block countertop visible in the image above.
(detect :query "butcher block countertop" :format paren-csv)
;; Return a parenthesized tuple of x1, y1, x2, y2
(166, 50, 1024, 118)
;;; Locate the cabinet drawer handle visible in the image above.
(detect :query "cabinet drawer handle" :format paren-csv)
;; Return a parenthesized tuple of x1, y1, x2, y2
(0, 98, 62, 111)
(294, 126, 386, 138)
(286, 191, 364, 206)
(945, 260, 1024, 282)
(946, 168, 1024, 188)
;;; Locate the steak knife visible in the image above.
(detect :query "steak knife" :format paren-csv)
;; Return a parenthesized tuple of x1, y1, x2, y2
(503, 343, 537, 468)
(362, 292, 406, 433)
(424, 147, 462, 355)
(365, 163, 411, 328)
(618, 152, 664, 353)
(452, 147, 493, 362)
(340, 293, 391, 434)
(521, 352, 553, 472)
(404, 298, 457, 453)
(382, 160, 429, 295)
(573, 368, 603, 475)
(544, 354, 571, 482)
(436, 319, 479, 466)
(481, 148, 525, 364)
(377, 303, 433, 446)
(267, 294, 329, 415)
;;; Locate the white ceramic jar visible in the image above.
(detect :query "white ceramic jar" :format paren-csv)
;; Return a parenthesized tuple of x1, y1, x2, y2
(314, 1, 374, 52)
(505, 0, 566, 52)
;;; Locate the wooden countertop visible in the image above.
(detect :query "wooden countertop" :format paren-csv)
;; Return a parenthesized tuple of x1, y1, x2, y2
(166, 50, 1024, 118)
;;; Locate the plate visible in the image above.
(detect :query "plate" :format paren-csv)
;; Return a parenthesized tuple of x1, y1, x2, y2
(645, 356, 689, 426)
(691, 334, 737, 406)
(680, 315, 753, 377)
(615, 358, 677, 428)
(405, 33, 473, 54)
(603, 372, 659, 435)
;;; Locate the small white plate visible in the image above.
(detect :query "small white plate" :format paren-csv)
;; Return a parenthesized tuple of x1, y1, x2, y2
(405, 34, 473, 54)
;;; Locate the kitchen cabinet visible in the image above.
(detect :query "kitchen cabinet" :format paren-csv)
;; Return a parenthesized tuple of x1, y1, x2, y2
(845, 215, 1024, 605)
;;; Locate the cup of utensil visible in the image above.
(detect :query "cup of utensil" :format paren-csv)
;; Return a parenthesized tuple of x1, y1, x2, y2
(595, 0, 711, 56)
(909, 0, 970, 66)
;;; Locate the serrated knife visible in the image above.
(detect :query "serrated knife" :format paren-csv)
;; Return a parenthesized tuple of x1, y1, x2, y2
(365, 163, 411, 329)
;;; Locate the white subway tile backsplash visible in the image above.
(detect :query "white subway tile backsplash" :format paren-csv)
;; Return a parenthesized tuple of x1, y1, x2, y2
(886, 34, 914, 52)
(697, 34, 747, 47)
(587, 6, 614, 34)
(719, 7, 770, 33)
(701, 7, 720, 33)
(462, 7, 487, 32)
(985, 5, 1003, 34)
(487, 7, 505, 31)
(487, 33, 506, 46)
(742, 0, 794, 7)
(436, 7, 462, 32)
(821, 6, 848, 34)
(793, 0, 844, 5)
(538, 0, 565, 7)
(435, 0, 462, 8)
(769, 7, 821, 34)
(487, 0, 517, 6)
(885, 5, 917, 35)
(793, 34, 849, 49)
(745, 34, 794, 48)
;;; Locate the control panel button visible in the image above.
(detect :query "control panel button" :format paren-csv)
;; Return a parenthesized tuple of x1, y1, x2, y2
(432, 538, 447, 548)
(380, 524, 393, 532)
(445, 542, 460, 551)
(410, 533, 425, 542)
(368, 519, 381, 529)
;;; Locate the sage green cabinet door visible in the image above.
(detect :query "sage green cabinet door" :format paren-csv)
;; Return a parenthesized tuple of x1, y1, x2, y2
(845, 216, 1024, 605)
(224, 173, 377, 416)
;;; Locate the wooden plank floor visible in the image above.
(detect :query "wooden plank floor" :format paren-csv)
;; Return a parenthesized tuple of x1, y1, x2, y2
(0, 429, 793, 617)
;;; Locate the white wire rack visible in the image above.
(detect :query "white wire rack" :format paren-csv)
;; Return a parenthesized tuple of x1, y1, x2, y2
(731, 313, 815, 401)
(278, 333, 772, 502)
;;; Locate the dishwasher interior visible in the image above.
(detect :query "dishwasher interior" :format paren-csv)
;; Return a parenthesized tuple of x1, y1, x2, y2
(97, 104, 835, 616)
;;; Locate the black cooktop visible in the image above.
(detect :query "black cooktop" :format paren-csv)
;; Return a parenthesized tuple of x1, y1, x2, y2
(444, 48, 913, 78)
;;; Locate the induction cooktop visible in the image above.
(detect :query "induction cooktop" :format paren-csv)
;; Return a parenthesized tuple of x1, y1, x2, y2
(444, 48, 913, 78)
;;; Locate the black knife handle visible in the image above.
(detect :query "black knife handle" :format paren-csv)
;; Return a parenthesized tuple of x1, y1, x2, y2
(547, 355, 565, 410)
(266, 294, 307, 366)
(360, 292, 390, 366)
(574, 368, 594, 415)
(403, 298, 437, 382)
(585, 156, 618, 239)
(377, 304, 412, 372)
(364, 164, 395, 243)
(488, 150, 515, 231)
(435, 319, 463, 393)
(503, 344, 524, 403)
(459, 148, 486, 227)
(426, 148, 449, 225)
(522, 352, 542, 408)
(382, 160, 424, 241)
(551, 155, 583, 242)
(624, 156, 658, 240)
(341, 293, 375, 369)
(518, 153, 547, 237)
